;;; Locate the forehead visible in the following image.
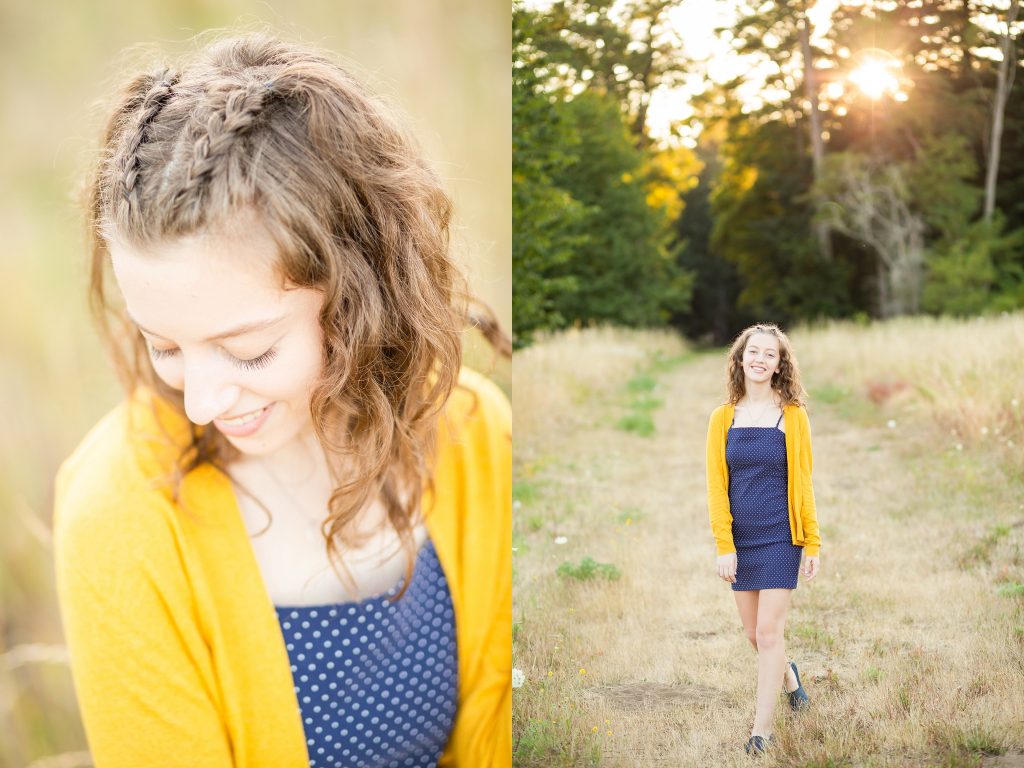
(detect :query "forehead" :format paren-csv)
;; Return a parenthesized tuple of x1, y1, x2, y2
(107, 223, 304, 340)
(745, 332, 780, 352)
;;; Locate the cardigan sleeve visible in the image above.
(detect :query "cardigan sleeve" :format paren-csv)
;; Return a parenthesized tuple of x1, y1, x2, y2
(53, 449, 234, 768)
(797, 408, 821, 557)
(705, 406, 736, 556)
(438, 372, 512, 768)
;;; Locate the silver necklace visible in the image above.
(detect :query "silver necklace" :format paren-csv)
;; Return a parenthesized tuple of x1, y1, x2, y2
(740, 395, 779, 425)
(254, 456, 331, 540)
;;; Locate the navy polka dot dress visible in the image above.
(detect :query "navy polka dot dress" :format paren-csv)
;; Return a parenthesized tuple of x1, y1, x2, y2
(726, 410, 803, 591)
(274, 537, 458, 767)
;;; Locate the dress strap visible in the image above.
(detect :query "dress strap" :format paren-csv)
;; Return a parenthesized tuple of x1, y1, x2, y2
(774, 409, 784, 429)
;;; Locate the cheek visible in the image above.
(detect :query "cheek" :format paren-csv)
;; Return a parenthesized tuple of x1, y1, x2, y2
(272, 341, 324, 400)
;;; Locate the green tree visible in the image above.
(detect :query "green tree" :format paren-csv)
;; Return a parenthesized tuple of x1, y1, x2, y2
(548, 90, 693, 326)
(512, 7, 587, 346)
(527, 0, 689, 142)
(673, 138, 752, 344)
(709, 117, 851, 324)
(921, 213, 1024, 315)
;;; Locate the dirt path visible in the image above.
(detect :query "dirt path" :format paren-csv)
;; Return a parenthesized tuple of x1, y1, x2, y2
(513, 346, 1024, 766)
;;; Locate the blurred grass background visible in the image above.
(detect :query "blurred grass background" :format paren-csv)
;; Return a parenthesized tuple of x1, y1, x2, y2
(0, 2, 509, 765)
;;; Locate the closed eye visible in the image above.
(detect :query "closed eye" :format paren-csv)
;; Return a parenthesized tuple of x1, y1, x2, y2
(233, 348, 278, 371)
(146, 343, 279, 371)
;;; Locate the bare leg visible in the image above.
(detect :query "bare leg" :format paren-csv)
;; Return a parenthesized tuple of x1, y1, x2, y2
(734, 590, 799, 693)
(733, 590, 759, 651)
(751, 588, 793, 737)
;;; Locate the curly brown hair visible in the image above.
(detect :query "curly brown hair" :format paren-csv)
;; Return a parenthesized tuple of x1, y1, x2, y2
(725, 323, 808, 408)
(84, 31, 509, 600)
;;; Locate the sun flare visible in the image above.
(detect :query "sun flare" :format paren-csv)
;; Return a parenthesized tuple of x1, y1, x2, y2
(849, 58, 901, 100)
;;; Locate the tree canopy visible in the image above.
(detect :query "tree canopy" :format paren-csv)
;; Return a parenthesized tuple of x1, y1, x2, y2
(513, 0, 1024, 345)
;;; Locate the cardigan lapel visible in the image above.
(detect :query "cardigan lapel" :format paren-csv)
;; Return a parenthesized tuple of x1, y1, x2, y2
(783, 404, 804, 543)
(126, 388, 310, 767)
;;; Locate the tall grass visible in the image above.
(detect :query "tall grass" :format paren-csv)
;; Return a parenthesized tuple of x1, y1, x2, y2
(792, 313, 1023, 470)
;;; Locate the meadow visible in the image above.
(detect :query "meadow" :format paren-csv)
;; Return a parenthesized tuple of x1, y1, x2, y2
(0, 3, 508, 766)
(511, 315, 1024, 767)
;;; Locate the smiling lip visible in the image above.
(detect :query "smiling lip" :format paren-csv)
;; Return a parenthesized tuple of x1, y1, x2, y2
(214, 403, 274, 437)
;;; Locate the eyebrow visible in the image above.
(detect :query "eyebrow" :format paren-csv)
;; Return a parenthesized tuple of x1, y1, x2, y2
(127, 312, 286, 342)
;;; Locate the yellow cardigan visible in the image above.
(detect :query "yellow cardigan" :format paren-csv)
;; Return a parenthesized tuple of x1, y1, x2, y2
(705, 402, 821, 558)
(54, 367, 511, 768)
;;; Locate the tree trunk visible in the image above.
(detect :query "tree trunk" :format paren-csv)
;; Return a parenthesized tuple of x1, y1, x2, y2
(800, 13, 833, 260)
(824, 156, 924, 318)
(984, 0, 1020, 223)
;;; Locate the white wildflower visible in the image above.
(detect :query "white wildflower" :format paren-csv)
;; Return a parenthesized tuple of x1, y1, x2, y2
(887, 419, 897, 429)
(512, 668, 526, 689)
(981, 426, 989, 436)
(955, 443, 963, 451)
(513, 500, 522, 511)
(554, 536, 568, 545)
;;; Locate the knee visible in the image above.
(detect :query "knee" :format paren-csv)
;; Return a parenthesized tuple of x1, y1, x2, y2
(745, 628, 758, 648)
(755, 624, 782, 650)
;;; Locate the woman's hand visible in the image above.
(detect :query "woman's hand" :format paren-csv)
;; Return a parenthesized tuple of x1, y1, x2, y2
(717, 553, 737, 583)
(802, 555, 820, 581)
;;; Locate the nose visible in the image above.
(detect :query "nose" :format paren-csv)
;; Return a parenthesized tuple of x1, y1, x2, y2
(181, 356, 241, 426)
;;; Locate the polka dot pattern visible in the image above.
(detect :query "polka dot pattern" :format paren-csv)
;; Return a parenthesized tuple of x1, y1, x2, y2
(274, 538, 458, 767)
(726, 413, 803, 591)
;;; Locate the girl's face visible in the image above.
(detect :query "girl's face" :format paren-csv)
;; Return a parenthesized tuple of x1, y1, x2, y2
(108, 220, 325, 459)
(742, 332, 781, 385)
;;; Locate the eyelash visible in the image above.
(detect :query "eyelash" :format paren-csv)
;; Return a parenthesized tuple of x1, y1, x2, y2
(146, 344, 279, 371)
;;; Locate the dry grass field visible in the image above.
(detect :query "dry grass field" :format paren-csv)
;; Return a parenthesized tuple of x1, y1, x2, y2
(511, 315, 1024, 767)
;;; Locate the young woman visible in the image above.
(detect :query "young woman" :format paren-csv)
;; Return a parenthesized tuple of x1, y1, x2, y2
(705, 323, 821, 755)
(53, 33, 511, 768)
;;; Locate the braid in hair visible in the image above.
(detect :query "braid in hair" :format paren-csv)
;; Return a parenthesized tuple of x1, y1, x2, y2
(118, 69, 179, 207)
(173, 81, 271, 210)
